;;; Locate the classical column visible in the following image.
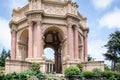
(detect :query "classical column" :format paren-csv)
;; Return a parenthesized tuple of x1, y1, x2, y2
(74, 27, 79, 59)
(28, 21, 33, 58)
(84, 34, 88, 61)
(37, 21, 42, 58)
(67, 24, 73, 58)
(11, 30, 16, 60)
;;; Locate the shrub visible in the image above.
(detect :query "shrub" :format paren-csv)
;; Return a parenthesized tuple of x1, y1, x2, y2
(92, 68, 102, 77)
(76, 63, 83, 72)
(82, 71, 94, 79)
(108, 75, 117, 80)
(19, 70, 36, 80)
(64, 66, 80, 78)
(0, 73, 4, 80)
(31, 62, 40, 73)
(101, 70, 115, 79)
(5, 72, 19, 80)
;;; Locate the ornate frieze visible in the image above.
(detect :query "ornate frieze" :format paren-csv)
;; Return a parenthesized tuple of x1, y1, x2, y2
(43, 5, 67, 15)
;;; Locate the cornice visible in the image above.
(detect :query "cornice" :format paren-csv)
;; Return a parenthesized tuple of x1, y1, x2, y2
(13, 4, 29, 13)
(42, 0, 68, 6)
(10, 10, 82, 27)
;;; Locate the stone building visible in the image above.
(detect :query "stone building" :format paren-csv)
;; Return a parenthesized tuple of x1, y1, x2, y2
(6, 0, 104, 73)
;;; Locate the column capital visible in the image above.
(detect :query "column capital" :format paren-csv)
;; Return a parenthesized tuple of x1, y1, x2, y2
(36, 20, 41, 26)
(28, 20, 33, 26)
(74, 26, 79, 30)
(67, 23, 72, 28)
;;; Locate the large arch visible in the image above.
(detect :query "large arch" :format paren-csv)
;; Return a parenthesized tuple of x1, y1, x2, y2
(43, 26, 64, 73)
(19, 29, 28, 61)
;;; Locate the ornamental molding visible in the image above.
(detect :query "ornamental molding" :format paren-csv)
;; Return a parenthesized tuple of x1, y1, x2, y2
(43, 4, 67, 15)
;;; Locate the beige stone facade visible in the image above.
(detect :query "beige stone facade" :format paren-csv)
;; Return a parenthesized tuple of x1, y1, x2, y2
(6, 0, 104, 74)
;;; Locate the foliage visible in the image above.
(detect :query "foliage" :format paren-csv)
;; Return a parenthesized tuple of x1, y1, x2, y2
(101, 70, 116, 79)
(0, 49, 10, 67)
(64, 66, 80, 78)
(108, 75, 117, 80)
(0, 67, 5, 71)
(76, 63, 83, 72)
(0, 62, 45, 80)
(115, 63, 120, 72)
(0, 73, 5, 80)
(31, 62, 40, 72)
(82, 71, 94, 78)
(104, 65, 111, 71)
(104, 31, 120, 70)
(5, 72, 19, 80)
(88, 54, 93, 61)
(92, 68, 102, 77)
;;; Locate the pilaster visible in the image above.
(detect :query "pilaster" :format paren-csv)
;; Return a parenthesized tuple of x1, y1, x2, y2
(83, 29, 89, 62)
(36, 20, 43, 58)
(28, 21, 34, 59)
(74, 26, 79, 59)
(11, 24, 17, 60)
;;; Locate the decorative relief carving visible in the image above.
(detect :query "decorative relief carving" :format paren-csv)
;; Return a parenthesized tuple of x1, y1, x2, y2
(27, 13, 41, 20)
(41, 24, 67, 38)
(71, 6, 76, 14)
(30, 0, 42, 10)
(43, 5, 66, 15)
(67, 17, 79, 26)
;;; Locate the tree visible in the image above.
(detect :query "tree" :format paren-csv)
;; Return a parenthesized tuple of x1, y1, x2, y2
(103, 31, 120, 70)
(0, 49, 11, 67)
(88, 54, 93, 61)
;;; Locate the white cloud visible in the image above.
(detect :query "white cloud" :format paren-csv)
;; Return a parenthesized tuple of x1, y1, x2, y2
(0, 17, 11, 49)
(88, 40, 107, 61)
(8, 0, 28, 9)
(99, 8, 120, 28)
(0, 0, 28, 50)
(91, 0, 114, 10)
(4, 0, 28, 14)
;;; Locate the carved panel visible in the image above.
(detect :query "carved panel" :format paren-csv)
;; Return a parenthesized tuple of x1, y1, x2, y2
(41, 24, 67, 38)
(43, 5, 67, 15)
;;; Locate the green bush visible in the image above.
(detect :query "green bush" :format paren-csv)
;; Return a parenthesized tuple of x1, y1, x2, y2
(3, 62, 45, 80)
(31, 62, 40, 72)
(64, 66, 80, 78)
(101, 70, 115, 79)
(19, 70, 36, 80)
(92, 68, 102, 77)
(76, 63, 83, 72)
(0, 73, 5, 80)
(5, 72, 19, 80)
(108, 75, 117, 80)
(82, 71, 94, 79)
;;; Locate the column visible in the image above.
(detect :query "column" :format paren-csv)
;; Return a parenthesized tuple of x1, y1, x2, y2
(67, 24, 73, 58)
(28, 21, 33, 58)
(11, 30, 16, 60)
(84, 35, 88, 61)
(74, 27, 79, 59)
(37, 21, 42, 58)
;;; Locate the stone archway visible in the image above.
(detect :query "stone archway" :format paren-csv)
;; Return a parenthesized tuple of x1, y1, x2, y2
(43, 27, 63, 73)
(19, 29, 28, 61)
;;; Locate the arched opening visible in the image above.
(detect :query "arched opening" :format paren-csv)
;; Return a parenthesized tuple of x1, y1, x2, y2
(44, 27, 63, 73)
(44, 48, 55, 73)
(44, 48, 55, 60)
(19, 29, 28, 61)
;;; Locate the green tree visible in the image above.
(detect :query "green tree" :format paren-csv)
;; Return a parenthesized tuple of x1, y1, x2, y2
(0, 49, 11, 67)
(88, 54, 93, 61)
(103, 31, 120, 70)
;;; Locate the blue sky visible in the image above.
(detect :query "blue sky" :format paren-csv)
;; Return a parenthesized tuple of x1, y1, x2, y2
(0, 0, 120, 65)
